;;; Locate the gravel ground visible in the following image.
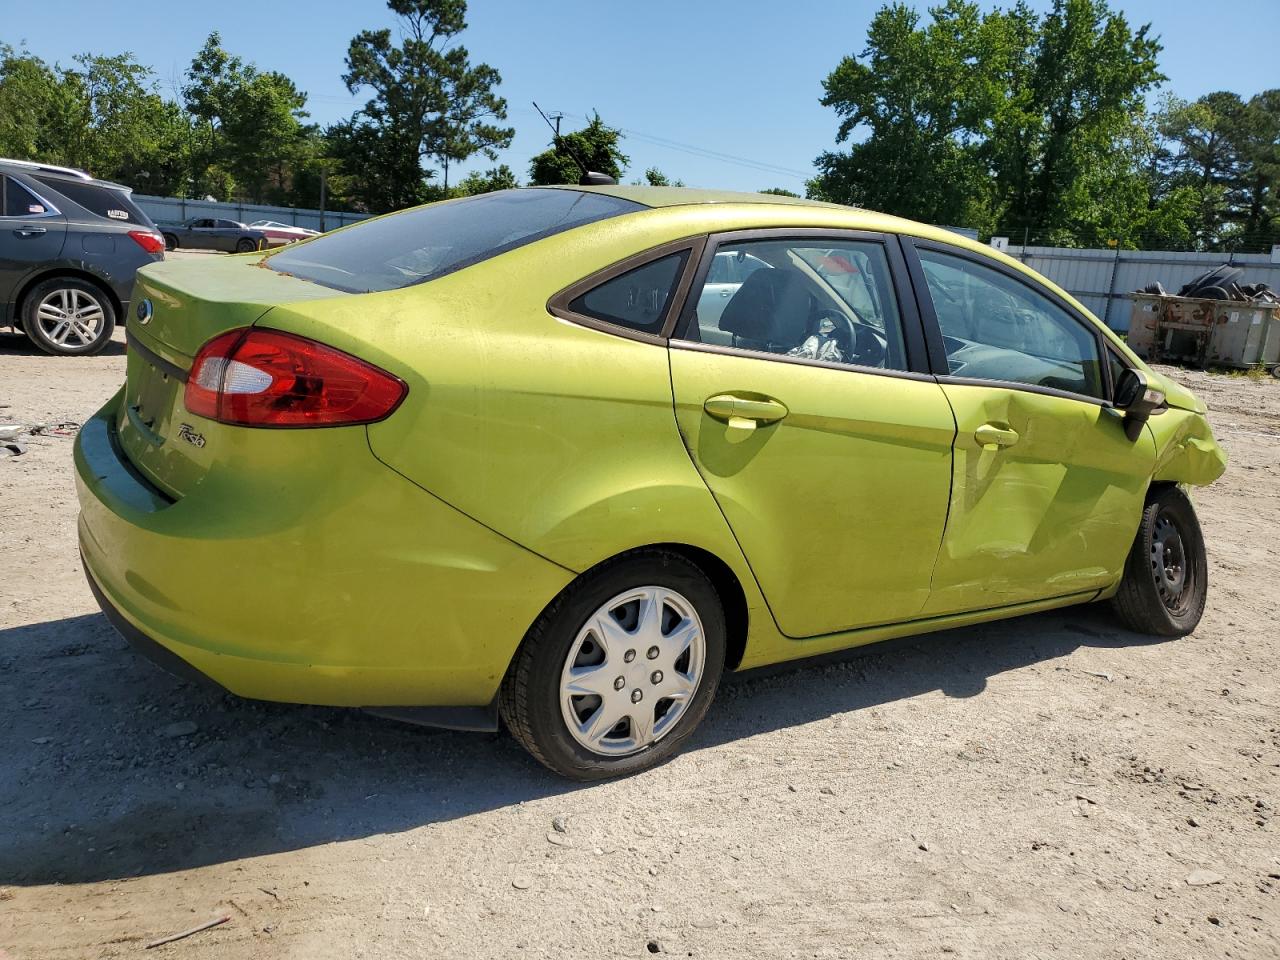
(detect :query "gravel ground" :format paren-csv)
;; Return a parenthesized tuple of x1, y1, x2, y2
(1, 316, 1277, 959)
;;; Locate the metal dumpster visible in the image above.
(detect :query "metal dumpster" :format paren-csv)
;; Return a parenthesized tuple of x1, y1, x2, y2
(1127, 293, 1280, 375)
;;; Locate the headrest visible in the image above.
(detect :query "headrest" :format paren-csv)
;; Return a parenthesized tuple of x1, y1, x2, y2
(718, 268, 811, 348)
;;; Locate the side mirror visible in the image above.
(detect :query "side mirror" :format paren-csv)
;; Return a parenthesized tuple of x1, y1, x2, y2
(1114, 368, 1165, 439)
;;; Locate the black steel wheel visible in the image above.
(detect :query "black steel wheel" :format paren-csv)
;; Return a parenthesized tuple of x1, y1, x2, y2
(1111, 487, 1207, 636)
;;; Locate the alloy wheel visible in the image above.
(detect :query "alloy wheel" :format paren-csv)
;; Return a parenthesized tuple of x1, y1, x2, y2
(559, 586, 706, 757)
(35, 288, 107, 348)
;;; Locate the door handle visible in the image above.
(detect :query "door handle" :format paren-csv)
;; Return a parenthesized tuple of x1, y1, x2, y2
(974, 423, 1019, 449)
(704, 395, 788, 436)
(14, 226, 46, 238)
(720, 289, 732, 297)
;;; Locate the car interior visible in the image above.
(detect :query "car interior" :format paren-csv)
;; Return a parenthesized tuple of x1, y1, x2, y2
(919, 251, 1104, 398)
(683, 241, 905, 371)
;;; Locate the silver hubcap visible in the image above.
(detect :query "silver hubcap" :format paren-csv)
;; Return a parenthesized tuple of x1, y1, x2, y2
(559, 586, 705, 757)
(36, 288, 105, 346)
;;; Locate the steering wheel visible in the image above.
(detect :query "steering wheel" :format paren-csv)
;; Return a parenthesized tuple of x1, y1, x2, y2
(814, 308, 885, 368)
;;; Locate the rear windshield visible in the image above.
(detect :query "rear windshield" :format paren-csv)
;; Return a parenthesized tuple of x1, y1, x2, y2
(33, 176, 153, 226)
(265, 189, 643, 293)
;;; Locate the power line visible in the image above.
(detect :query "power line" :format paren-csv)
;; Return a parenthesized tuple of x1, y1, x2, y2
(538, 109, 812, 183)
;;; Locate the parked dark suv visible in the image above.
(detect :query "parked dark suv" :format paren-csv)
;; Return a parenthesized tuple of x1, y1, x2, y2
(0, 158, 165, 355)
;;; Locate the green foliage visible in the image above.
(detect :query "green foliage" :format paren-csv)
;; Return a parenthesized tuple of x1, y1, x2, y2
(0, 45, 195, 195)
(338, 0, 513, 210)
(813, 0, 1170, 246)
(634, 167, 683, 187)
(182, 33, 315, 204)
(759, 187, 801, 198)
(529, 113, 628, 185)
(453, 164, 519, 196)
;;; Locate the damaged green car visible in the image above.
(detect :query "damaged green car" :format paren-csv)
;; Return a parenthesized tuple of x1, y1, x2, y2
(76, 187, 1226, 779)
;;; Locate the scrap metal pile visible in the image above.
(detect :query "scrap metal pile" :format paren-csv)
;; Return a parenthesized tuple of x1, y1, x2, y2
(1139, 264, 1280, 305)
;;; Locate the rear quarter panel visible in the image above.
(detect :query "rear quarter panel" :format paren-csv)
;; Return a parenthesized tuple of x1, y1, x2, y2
(259, 207, 782, 652)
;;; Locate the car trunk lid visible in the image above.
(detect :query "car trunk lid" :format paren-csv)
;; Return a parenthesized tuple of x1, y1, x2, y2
(118, 255, 345, 498)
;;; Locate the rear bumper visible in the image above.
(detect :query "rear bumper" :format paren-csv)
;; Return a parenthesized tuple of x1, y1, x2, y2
(75, 390, 574, 708)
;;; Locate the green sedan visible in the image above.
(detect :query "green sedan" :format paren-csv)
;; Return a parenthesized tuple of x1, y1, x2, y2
(75, 186, 1226, 779)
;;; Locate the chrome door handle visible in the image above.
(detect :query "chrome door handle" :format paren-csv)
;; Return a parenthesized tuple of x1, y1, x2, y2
(975, 423, 1019, 449)
(720, 289, 732, 297)
(14, 226, 46, 237)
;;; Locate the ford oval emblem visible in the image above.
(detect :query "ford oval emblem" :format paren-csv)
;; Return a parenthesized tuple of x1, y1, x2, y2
(136, 298, 153, 324)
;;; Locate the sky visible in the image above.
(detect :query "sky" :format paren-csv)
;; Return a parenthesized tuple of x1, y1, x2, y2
(9, 0, 1278, 194)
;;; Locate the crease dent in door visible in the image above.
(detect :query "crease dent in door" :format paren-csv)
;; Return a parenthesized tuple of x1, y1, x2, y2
(925, 384, 1155, 615)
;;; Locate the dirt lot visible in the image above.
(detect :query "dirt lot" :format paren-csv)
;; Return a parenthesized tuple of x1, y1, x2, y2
(1, 316, 1277, 959)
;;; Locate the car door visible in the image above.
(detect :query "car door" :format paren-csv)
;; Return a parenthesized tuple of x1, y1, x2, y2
(216, 219, 242, 251)
(669, 231, 956, 638)
(190, 218, 219, 250)
(0, 175, 68, 311)
(903, 240, 1156, 616)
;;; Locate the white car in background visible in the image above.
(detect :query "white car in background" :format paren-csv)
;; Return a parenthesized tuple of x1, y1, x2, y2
(248, 220, 321, 246)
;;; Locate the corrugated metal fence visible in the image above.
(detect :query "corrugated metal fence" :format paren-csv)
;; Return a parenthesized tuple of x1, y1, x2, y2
(133, 195, 372, 232)
(1007, 245, 1280, 333)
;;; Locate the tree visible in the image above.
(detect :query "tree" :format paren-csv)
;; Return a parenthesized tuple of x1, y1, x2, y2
(759, 187, 801, 198)
(182, 33, 312, 202)
(528, 112, 628, 185)
(454, 164, 518, 196)
(340, 0, 512, 209)
(812, 0, 1167, 245)
(634, 167, 683, 187)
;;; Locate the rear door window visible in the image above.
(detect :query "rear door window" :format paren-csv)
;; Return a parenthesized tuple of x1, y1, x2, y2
(32, 176, 151, 226)
(265, 189, 643, 293)
(1, 176, 52, 217)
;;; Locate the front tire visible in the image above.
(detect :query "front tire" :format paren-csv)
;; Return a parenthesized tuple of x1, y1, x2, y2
(500, 550, 726, 780)
(235, 238, 256, 254)
(1110, 487, 1207, 636)
(21, 278, 116, 356)
(163, 233, 178, 251)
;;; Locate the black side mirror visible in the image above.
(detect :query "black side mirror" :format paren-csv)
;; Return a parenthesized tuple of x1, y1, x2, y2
(1115, 367, 1165, 439)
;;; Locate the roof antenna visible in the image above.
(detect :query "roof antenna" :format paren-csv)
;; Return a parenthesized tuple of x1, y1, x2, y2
(532, 101, 617, 186)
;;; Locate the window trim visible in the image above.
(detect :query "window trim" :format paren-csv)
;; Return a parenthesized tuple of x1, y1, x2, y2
(547, 236, 707, 345)
(0, 174, 63, 220)
(669, 227, 935, 379)
(900, 236, 1116, 407)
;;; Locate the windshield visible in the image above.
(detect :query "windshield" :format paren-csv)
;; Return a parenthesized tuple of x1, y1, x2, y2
(264, 189, 644, 293)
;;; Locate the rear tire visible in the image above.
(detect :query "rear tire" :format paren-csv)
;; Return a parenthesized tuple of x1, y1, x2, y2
(21, 277, 116, 356)
(1110, 487, 1207, 636)
(500, 550, 726, 780)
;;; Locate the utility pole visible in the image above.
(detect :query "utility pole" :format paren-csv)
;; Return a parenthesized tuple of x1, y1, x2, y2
(550, 112, 563, 138)
(319, 166, 327, 233)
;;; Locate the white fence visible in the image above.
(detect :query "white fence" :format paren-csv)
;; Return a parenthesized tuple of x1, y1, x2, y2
(1008, 245, 1280, 332)
(133, 195, 372, 232)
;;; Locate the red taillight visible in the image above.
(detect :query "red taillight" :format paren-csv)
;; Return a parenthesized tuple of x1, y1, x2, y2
(128, 230, 166, 254)
(184, 328, 407, 427)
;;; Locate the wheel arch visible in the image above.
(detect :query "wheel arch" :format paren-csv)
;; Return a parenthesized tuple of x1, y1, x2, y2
(14, 267, 123, 328)
(518, 542, 752, 674)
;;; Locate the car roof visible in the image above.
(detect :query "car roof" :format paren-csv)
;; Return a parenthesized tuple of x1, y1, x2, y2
(549, 184, 837, 210)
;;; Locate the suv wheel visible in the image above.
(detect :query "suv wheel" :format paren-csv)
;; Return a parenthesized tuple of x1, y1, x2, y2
(500, 550, 726, 780)
(21, 278, 116, 356)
